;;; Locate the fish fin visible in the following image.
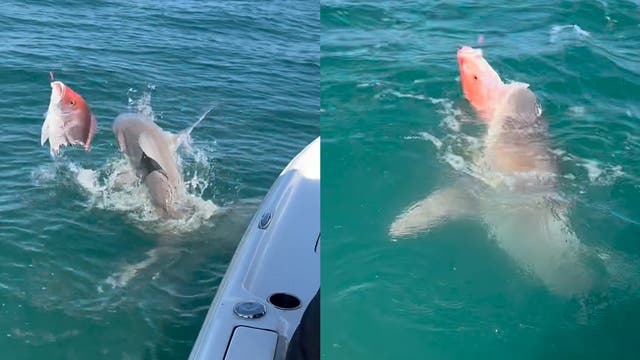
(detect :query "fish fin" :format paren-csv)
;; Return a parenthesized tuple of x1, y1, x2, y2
(389, 186, 475, 239)
(116, 129, 127, 153)
(63, 113, 93, 147)
(138, 130, 180, 183)
(171, 106, 216, 153)
(184, 106, 215, 137)
(84, 113, 97, 151)
(40, 116, 50, 146)
(106, 248, 161, 288)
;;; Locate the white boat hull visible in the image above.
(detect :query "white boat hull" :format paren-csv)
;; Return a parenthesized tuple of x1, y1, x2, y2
(190, 137, 320, 360)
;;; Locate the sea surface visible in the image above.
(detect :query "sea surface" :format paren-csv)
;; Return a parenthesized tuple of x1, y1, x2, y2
(321, 1, 640, 359)
(0, 1, 318, 359)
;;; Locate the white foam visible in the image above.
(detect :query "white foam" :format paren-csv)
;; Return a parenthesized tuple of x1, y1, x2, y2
(427, 97, 449, 105)
(387, 90, 429, 101)
(406, 97, 479, 178)
(418, 132, 442, 149)
(442, 152, 465, 171)
(579, 159, 625, 185)
(582, 159, 603, 182)
(568, 106, 585, 116)
(550, 24, 591, 44)
(432, 98, 461, 132)
(442, 114, 460, 132)
(127, 85, 156, 120)
(75, 167, 100, 191)
(30, 163, 57, 185)
(67, 152, 218, 234)
(356, 80, 382, 88)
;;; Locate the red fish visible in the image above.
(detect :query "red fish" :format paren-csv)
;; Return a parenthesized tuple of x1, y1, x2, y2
(40, 76, 97, 156)
(456, 45, 508, 122)
(457, 45, 547, 174)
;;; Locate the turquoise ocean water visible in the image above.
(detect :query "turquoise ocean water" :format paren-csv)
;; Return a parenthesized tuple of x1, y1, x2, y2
(0, 1, 318, 358)
(322, 1, 640, 359)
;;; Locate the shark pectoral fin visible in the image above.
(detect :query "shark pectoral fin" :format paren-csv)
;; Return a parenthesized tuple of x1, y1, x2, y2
(116, 130, 127, 153)
(106, 248, 162, 288)
(139, 131, 170, 169)
(139, 131, 181, 185)
(389, 187, 475, 239)
(85, 113, 97, 151)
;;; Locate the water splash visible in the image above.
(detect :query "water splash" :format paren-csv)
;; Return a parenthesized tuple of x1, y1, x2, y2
(34, 88, 222, 234)
(408, 97, 628, 189)
(69, 158, 219, 235)
(406, 132, 443, 150)
(127, 84, 157, 120)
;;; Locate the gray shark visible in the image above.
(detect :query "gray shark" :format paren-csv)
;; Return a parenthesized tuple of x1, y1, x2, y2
(112, 108, 213, 217)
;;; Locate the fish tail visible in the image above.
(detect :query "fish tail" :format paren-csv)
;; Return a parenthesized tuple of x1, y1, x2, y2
(175, 105, 217, 150)
(185, 105, 216, 136)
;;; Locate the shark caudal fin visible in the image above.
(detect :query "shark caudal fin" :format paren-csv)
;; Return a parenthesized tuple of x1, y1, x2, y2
(169, 106, 217, 153)
(389, 186, 477, 239)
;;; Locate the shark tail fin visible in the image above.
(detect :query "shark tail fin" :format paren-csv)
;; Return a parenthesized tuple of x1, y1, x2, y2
(169, 106, 217, 153)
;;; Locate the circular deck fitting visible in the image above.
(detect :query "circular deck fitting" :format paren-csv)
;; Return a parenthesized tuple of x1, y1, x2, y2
(258, 211, 272, 229)
(233, 301, 266, 319)
(268, 293, 301, 310)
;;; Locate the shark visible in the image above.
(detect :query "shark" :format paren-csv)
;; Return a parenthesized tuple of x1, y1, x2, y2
(389, 46, 600, 296)
(112, 107, 214, 218)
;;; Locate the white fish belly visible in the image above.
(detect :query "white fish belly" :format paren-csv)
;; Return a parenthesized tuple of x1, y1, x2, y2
(43, 112, 70, 154)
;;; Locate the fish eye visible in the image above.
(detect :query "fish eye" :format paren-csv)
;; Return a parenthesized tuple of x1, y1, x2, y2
(473, 75, 478, 80)
(70, 100, 76, 106)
